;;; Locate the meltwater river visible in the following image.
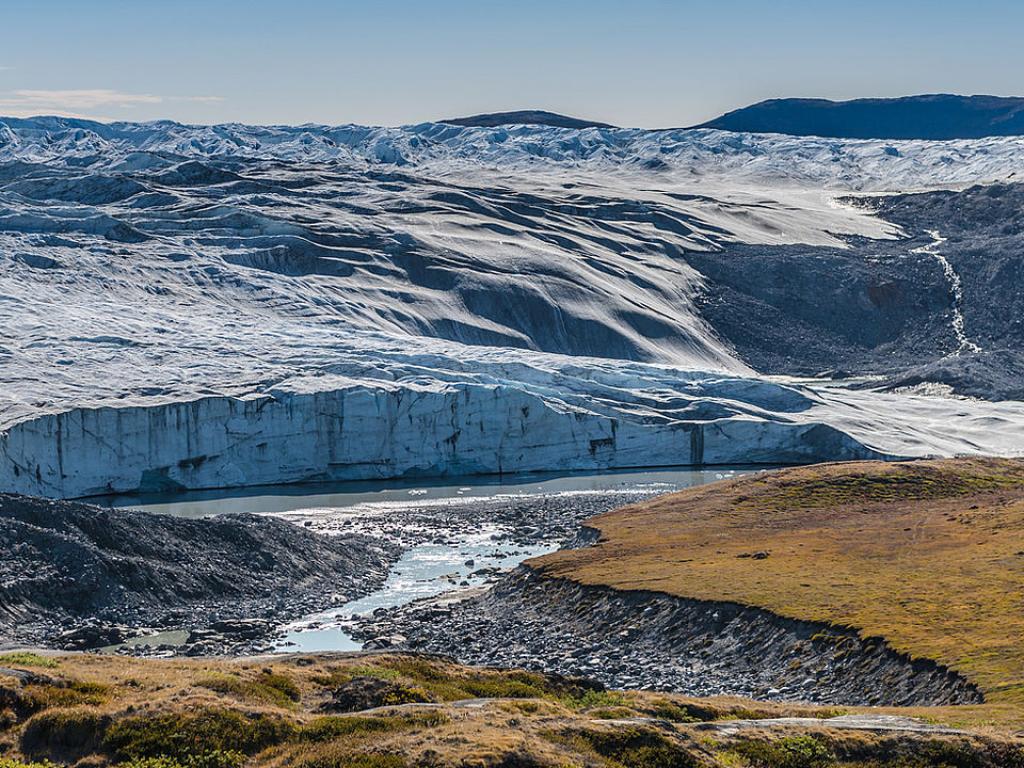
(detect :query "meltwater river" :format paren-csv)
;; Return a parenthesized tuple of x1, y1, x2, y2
(112, 467, 758, 652)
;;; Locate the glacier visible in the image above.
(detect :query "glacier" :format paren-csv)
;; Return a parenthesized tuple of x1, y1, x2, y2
(2, 116, 1024, 498)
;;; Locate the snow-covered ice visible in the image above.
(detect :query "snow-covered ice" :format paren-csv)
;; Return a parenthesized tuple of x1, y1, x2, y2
(1, 117, 1023, 497)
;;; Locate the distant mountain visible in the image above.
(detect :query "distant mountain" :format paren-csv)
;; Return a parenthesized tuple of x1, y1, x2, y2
(440, 110, 616, 130)
(697, 94, 1024, 140)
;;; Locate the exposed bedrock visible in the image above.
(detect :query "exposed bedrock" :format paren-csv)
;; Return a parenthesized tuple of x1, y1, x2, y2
(355, 568, 983, 707)
(0, 377, 880, 499)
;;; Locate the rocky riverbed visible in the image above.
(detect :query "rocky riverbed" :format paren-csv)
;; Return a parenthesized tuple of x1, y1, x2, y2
(1, 475, 715, 658)
(270, 485, 687, 651)
(0, 476, 991, 708)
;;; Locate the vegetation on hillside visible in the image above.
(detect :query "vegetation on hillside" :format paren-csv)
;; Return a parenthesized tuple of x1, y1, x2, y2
(2, 652, 1021, 767)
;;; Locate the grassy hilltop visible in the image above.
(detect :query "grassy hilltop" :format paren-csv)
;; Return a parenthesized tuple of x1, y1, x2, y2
(537, 458, 1024, 714)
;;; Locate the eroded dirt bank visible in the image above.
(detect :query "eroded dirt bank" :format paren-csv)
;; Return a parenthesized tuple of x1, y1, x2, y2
(351, 567, 983, 707)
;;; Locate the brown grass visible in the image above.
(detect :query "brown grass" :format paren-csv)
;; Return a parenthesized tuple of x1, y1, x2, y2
(533, 457, 1024, 713)
(0, 652, 1021, 766)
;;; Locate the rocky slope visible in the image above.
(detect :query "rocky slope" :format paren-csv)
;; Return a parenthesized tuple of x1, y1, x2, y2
(0, 493, 397, 648)
(687, 184, 1024, 399)
(352, 568, 982, 707)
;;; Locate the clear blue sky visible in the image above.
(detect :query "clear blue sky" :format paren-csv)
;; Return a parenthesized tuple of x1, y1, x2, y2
(2, 0, 1021, 127)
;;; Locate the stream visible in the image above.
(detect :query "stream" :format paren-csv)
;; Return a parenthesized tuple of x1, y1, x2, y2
(114, 467, 759, 652)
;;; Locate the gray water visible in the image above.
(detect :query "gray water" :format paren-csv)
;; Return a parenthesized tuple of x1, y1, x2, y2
(122, 467, 758, 652)
(120, 467, 747, 518)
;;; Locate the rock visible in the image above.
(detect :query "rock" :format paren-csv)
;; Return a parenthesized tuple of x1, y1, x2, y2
(319, 676, 431, 713)
(363, 634, 407, 650)
(349, 568, 983, 708)
(0, 667, 58, 687)
(209, 618, 274, 638)
(186, 629, 225, 644)
(57, 623, 138, 650)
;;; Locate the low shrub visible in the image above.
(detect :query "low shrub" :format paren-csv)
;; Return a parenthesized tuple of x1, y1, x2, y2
(300, 712, 448, 742)
(0, 654, 59, 670)
(119, 750, 247, 768)
(562, 689, 628, 711)
(0, 686, 30, 718)
(103, 707, 296, 761)
(586, 706, 640, 720)
(0, 707, 17, 730)
(320, 676, 433, 713)
(731, 735, 835, 768)
(258, 671, 301, 703)
(20, 708, 111, 762)
(552, 726, 700, 768)
(0, 759, 61, 768)
(298, 754, 406, 768)
(197, 671, 300, 708)
(641, 700, 701, 723)
(23, 680, 110, 710)
(353, 658, 593, 703)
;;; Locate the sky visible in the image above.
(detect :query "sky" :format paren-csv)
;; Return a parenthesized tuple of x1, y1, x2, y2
(2, 0, 1022, 128)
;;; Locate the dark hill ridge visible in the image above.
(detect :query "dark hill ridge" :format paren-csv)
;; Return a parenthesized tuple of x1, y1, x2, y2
(440, 110, 616, 129)
(0, 493, 397, 646)
(697, 94, 1024, 140)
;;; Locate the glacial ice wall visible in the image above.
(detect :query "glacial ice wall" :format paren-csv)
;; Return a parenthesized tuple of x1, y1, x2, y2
(6, 350, 1024, 499)
(0, 374, 884, 499)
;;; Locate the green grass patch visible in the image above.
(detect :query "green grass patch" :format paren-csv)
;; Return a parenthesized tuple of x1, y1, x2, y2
(0, 759, 61, 768)
(730, 735, 835, 768)
(0, 654, 59, 670)
(23, 680, 110, 710)
(20, 708, 111, 762)
(103, 707, 297, 761)
(586, 706, 641, 720)
(300, 712, 448, 742)
(563, 689, 628, 711)
(642, 699, 703, 723)
(118, 751, 246, 768)
(196, 671, 301, 708)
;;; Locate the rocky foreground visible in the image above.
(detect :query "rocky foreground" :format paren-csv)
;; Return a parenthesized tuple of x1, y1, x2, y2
(0, 494, 398, 653)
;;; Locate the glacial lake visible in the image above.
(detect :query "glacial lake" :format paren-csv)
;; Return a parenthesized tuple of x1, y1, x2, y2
(110, 466, 761, 652)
